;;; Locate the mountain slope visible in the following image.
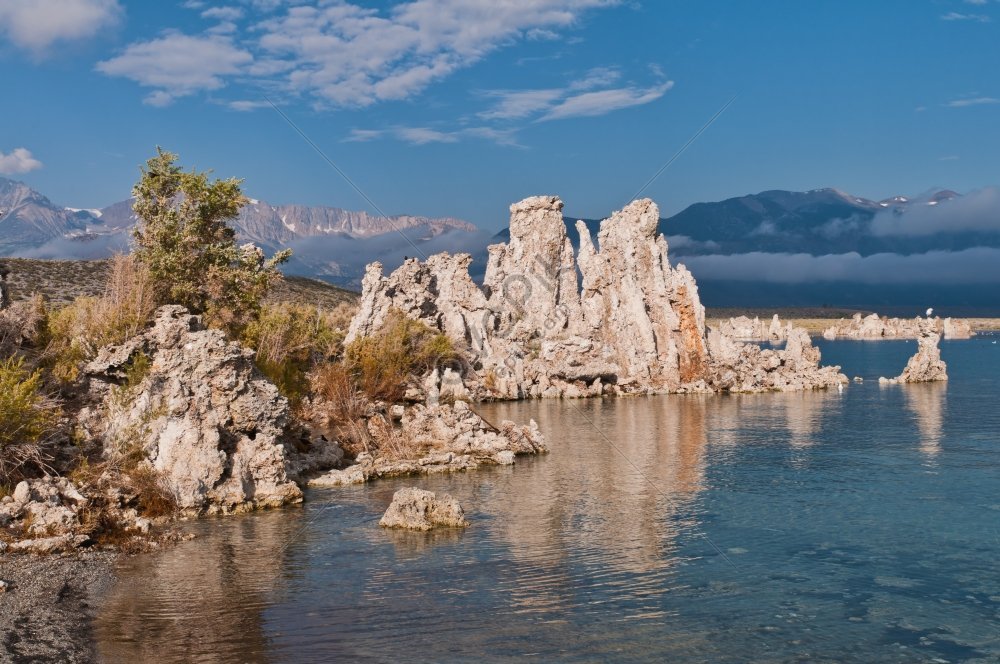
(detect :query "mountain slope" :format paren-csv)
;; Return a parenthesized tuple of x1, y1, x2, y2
(95, 196, 476, 245)
(0, 179, 92, 250)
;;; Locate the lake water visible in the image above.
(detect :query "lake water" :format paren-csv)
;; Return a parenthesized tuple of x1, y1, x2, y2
(94, 338, 1000, 663)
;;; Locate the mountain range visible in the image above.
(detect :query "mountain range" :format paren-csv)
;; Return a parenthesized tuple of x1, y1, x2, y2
(3, 177, 1000, 312)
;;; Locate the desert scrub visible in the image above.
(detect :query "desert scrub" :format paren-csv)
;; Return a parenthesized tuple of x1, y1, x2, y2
(131, 148, 290, 337)
(242, 302, 346, 405)
(344, 310, 460, 401)
(0, 357, 61, 482)
(0, 294, 47, 359)
(45, 255, 156, 382)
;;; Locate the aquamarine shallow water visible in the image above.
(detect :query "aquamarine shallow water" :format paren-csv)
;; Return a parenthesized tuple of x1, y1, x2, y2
(95, 338, 1000, 663)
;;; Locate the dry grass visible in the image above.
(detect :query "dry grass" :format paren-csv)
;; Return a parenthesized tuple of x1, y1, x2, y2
(0, 294, 47, 359)
(242, 301, 355, 405)
(44, 255, 158, 382)
(344, 310, 458, 402)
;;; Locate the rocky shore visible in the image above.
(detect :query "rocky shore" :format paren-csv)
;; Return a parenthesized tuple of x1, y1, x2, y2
(822, 313, 973, 340)
(0, 550, 117, 663)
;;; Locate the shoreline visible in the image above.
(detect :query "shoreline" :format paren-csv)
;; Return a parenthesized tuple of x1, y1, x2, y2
(706, 317, 1000, 335)
(0, 550, 118, 663)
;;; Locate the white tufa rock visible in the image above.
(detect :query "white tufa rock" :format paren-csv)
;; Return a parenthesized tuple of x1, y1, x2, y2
(83, 306, 303, 514)
(379, 487, 469, 531)
(822, 313, 973, 340)
(348, 195, 846, 396)
(879, 320, 948, 384)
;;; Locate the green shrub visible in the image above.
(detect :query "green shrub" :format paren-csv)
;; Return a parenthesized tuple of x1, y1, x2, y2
(0, 357, 61, 482)
(131, 148, 290, 336)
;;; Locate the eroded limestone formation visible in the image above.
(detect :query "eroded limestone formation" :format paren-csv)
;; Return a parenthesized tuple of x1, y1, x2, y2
(308, 401, 546, 487)
(716, 315, 786, 343)
(705, 324, 846, 392)
(379, 488, 469, 531)
(879, 321, 948, 384)
(822, 313, 974, 340)
(349, 196, 846, 397)
(82, 306, 303, 514)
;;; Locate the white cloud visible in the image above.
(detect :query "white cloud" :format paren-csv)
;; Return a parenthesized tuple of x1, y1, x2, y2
(479, 89, 565, 120)
(0, 147, 43, 174)
(946, 96, 1000, 107)
(346, 125, 520, 146)
(0, 0, 122, 53)
(479, 66, 670, 122)
(251, 0, 619, 107)
(940, 11, 991, 22)
(538, 80, 673, 121)
(201, 6, 244, 21)
(96, 32, 253, 106)
(870, 187, 1000, 236)
(683, 248, 1000, 285)
(964, 0, 989, 5)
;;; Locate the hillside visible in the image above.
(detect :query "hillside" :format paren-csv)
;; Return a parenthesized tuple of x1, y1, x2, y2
(0, 258, 358, 309)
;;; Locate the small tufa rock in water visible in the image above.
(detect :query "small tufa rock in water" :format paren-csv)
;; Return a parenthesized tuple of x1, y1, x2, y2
(879, 320, 948, 385)
(379, 487, 469, 531)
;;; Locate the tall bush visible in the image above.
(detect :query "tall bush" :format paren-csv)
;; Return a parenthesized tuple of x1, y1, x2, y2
(132, 148, 290, 335)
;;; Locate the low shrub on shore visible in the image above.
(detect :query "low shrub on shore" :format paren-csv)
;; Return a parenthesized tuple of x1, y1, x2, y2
(0, 357, 61, 483)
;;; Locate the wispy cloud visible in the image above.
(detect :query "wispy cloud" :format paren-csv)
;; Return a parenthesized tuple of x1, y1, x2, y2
(97, 32, 253, 106)
(478, 66, 672, 123)
(539, 80, 673, 121)
(940, 11, 991, 22)
(939, 155, 960, 161)
(946, 96, 1000, 107)
(0, 148, 43, 174)
(346, 126, 521, 147)
(0, 0, 122, 54)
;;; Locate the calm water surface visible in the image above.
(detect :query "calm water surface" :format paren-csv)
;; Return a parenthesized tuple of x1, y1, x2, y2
(95, 339, 1000, 663)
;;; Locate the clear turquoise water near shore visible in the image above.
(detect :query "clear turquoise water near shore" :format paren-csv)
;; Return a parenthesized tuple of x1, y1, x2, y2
(95, 338, 1000, 663)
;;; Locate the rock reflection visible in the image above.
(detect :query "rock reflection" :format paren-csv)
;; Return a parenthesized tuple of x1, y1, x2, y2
(95, 508, 305, 664)
(477, 397, 709, 618)
(901, 382, 946, 457)
(702, 390, 836, 450)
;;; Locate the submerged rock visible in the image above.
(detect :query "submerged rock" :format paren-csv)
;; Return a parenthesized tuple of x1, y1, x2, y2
(379, 487, 469, 531)
(82, 306, 302, 514)
(879, 321, 948, 384)
(348, 195, 844, 397)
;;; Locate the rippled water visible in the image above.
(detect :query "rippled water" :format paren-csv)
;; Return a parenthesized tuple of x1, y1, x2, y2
(95, 338, 1000, 663)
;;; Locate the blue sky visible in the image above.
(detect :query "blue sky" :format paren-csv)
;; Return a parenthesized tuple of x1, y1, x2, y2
(1, 0, 998, 231)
